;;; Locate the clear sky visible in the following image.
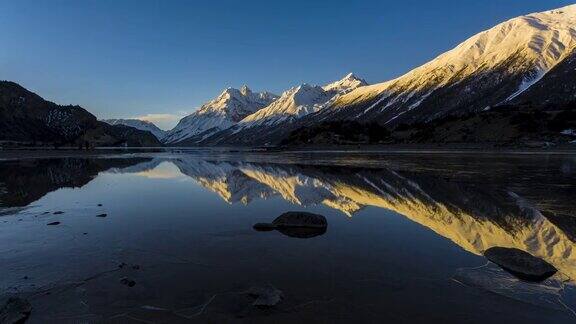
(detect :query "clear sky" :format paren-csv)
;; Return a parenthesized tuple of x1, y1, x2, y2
(0, 0, 573, 129)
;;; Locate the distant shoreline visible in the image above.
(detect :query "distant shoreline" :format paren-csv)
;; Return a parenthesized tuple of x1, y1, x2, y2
(1, 144, 576, 161)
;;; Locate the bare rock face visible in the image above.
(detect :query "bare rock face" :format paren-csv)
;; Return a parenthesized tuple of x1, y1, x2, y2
(253, 211, 327, 238)
(484, 247, 558, 282)
(0, 297, 32, 324)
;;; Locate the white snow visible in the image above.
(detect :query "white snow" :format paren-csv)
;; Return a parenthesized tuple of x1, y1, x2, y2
(163, 86, 278, 144)
(238, 73, 368, 129)
(330, 4, 576, 120)
(505, 69, 547, 102)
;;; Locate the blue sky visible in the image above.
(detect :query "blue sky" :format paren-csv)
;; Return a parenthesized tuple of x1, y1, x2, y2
(0, 0, 573, 129)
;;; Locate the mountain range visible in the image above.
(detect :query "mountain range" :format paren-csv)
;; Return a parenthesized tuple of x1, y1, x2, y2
(103, 118, 167, 141)
(1, 4, 576, 148)
(4, 155, 574, 281)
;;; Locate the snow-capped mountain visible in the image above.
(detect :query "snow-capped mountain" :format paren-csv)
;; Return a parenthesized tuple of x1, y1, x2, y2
(238, 73, 368, 128)
(308, 4, 576, 127)
(103, 118, 166, 140)
(322, 73, 368, 93)
(163, 86, 277, 144)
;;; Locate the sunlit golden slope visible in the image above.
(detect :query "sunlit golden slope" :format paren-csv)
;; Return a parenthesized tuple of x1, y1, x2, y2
(166, 159, 576, 282)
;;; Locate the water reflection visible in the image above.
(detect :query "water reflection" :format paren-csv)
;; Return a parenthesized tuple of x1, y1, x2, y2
(0, 153, 575, 321)
(0, 157, 152, 208)
(1, 155, 575, 281)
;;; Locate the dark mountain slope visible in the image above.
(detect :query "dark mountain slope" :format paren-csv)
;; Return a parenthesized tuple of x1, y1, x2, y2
(0, 81, 161, 147)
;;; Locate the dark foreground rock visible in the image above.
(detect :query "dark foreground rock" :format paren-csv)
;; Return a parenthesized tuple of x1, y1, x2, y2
(247, 286, 284, 307)
(484, 247, 558, 282)
(46, 221, 60, 226)
(120, 277, 136, 287)
(0, 297, 32, 324)
(253, 212, 327, 238)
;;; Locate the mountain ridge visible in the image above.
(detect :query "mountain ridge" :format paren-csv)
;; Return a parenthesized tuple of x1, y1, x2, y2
(163, 86, 278, 144)
(190, 4, 576, 147)
(103, 118, 167, 140)
(0, 81, 161, 147)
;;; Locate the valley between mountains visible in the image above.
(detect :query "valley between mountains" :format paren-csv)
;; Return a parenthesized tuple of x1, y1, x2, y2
(2, 4, 576, 149)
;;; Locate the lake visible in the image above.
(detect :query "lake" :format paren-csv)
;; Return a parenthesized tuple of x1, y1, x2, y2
(0, 150, 575, 323)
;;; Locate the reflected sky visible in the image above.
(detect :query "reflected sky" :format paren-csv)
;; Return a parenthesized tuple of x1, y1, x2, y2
(0, 152, 575, 322)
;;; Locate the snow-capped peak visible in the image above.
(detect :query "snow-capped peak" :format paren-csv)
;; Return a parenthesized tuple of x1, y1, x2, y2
(240, 85, 251, 96)
(238, 74, 368, 129)
(325, 4, 576, 124)
(323, 73, 368, 93)
(163, 86, 278, 144)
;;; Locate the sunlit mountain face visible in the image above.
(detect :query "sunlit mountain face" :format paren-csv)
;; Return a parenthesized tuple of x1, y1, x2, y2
(0, 152, 574, 322)
(160, 156, 576, 283)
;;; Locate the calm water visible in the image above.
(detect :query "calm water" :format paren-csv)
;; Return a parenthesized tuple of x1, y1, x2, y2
(0, 151, 575, 323)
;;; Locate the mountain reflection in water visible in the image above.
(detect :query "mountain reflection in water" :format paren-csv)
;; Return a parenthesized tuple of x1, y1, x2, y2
(0, 153, 575, 322)
(171, 156, 576, 283)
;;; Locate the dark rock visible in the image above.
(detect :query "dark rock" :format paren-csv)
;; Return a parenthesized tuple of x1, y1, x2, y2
(120, 277, 136, 287)
(0, 297, 32, 324)
(52, 211, 64, 215)
(96, 213, 107, 218)
(253, 212, 327, 238)
(484, 247, 558, 282)
(132, 265, 141, 270)
(252, 223, 276, 231)
(246, 286, 283, 307)
(46, 221, 60, 226)
(97, 204, 103, 207)
(272, 212, 327, 228)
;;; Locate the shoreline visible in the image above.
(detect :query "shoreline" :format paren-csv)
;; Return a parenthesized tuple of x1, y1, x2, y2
(1, 144, 576, 160)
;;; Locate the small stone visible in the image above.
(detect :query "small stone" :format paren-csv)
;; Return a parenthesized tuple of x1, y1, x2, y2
(120, 277, 136, 287)
(247, 286, 283, 307)
(0, 297, 32, 324)
(118, 262, 127, 269)
(47, 221, 61, 226)
(484, 247, 558, 282)
(132, 265, 141, 270)
(53, 211, 64, 215)
(97, 204, 103, 207)
(96, 214, 107, 218)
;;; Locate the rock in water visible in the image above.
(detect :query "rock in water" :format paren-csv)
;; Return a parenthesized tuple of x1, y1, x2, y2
(272, 212, 327, 228)
(253, 212, 328, 238)
(252, 223, 276, 231)
(120, 277, 136, 287)
(484, 247, 558, 282)
(0, 297, 32, 324)
(247, 286, 283, 307)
